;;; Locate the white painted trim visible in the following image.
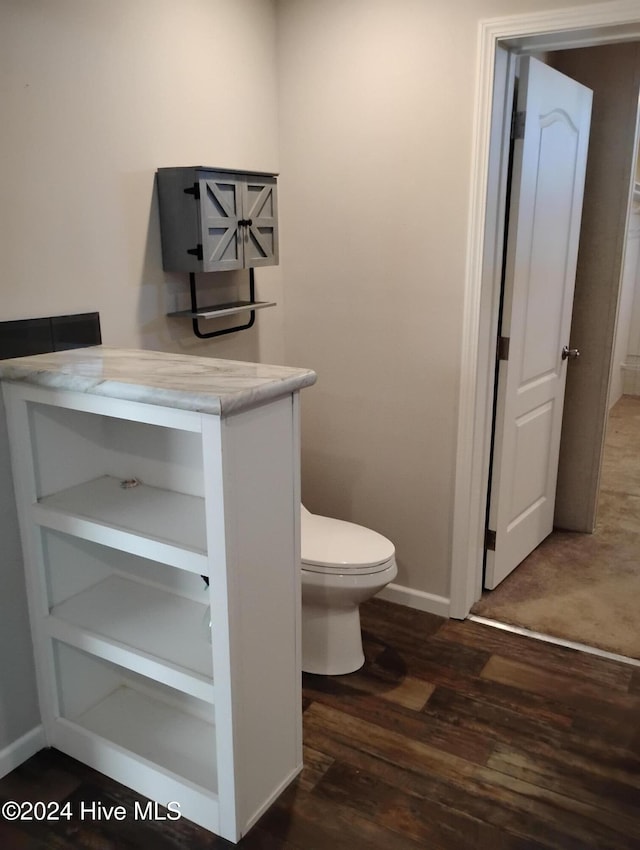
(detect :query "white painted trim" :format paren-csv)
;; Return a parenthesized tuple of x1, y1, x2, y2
(0, 726, 46, 780)
(450, 40, 515, 619)
(451, 0, 640, 619)
(469, 615, 640, 668)
(376, 583, 450, 619)
(476, 0, 640, 43)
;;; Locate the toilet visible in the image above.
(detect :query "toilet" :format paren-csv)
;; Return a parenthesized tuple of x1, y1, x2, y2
(300, 505, 397, 675)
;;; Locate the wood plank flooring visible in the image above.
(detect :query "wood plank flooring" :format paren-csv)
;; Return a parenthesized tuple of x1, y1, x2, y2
(1, 598, 639, 849)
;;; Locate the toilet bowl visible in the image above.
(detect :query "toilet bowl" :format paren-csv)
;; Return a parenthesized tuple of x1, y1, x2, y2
(300, 505, 397, 675)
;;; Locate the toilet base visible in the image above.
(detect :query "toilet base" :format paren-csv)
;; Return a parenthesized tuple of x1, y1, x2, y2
(301, 601, 365, 675)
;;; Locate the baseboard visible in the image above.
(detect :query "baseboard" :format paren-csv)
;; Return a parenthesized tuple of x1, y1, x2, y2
(376, 582, 450, 619)
(0, 725, 46, 780)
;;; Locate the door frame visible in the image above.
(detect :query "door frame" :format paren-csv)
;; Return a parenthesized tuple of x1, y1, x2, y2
(450, 0, 640, 619)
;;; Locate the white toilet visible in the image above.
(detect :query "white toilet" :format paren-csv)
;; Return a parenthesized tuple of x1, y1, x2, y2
(300, 505, 397, 675)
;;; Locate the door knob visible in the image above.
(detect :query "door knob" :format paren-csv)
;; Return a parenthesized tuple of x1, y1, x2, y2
(562, 345, 580, 360)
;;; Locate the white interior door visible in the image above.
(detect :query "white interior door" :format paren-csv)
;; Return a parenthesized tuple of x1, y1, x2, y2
(485, 57, 592, 590)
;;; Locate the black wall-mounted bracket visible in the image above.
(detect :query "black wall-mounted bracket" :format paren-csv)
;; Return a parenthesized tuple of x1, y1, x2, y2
(166, 267, 276, 340)
(189, 269, 257, 340)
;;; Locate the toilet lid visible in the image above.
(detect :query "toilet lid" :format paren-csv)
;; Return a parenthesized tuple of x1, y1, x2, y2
(301, 510, 395, 573)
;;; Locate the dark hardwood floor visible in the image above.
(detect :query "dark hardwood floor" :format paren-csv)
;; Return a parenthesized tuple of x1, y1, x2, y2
(1, 598, 639, 849)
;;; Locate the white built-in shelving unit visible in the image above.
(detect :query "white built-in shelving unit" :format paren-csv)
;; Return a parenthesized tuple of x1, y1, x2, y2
(2, 374, 305, 843)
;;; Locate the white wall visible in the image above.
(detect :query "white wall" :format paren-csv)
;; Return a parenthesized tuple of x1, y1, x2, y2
(612, 207, 640, 403)
(0, 0, 284, 363)
(0, 0, 620, 758)
(621, 151, 640, 396)
(0, 0, 281, 755)
(277, 0, 472, 601)
(276, 0, 606, 601)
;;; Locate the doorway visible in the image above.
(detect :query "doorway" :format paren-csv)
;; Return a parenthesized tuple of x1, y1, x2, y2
(472, 394, 640, 660)
(450, 2, 640, 620)
(483, 55, 593, 591)
(486, 42, 640, 583)
(472, 49, 640, 659)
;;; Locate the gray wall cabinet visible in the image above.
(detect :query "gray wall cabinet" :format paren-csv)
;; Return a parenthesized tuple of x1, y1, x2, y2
(157, 167, 279, 273)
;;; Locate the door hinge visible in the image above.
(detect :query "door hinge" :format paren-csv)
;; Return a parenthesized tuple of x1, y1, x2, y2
(485, 529, 496, 551)
(187, 243, 203, 261)
(511, 110, 526, 140)
(497, 336, 510, 361)
(184, 182, 201, 200)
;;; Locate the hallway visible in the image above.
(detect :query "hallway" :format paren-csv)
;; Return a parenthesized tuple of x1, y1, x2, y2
(471, 395, 640, 661)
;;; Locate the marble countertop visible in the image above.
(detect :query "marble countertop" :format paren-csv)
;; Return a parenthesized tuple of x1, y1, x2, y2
(0, 347, 317, 415)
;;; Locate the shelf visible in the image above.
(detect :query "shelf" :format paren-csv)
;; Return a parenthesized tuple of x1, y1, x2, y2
(168, 300, 276, 320)
(4, 373, 306, 843)
(49, 575, 213, 694)
(33, 476, 208, 574)
(71, 685, 218, 793)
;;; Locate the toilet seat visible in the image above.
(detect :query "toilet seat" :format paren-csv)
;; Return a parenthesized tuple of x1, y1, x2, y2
(301, 509, 395, 575)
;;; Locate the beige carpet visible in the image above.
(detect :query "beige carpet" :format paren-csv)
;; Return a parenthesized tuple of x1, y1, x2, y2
(472, 395, 640, 660)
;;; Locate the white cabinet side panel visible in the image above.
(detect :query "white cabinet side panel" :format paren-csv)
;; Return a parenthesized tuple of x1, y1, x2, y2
(219, 396, 301, 835)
